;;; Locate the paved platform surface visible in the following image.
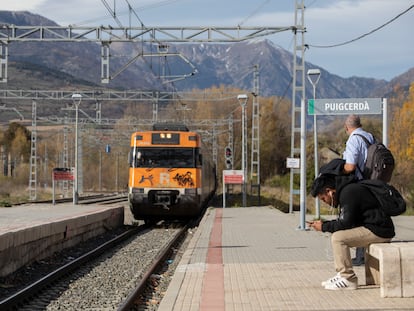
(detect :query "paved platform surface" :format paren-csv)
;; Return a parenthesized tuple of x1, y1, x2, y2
(0, 202, 129, 235)
(159, 206, 414, 311)
(0, 201, 128, 276)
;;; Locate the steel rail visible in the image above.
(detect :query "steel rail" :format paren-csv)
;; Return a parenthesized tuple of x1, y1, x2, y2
(118, 225, 188, 310)
(0, 226, 143, 310)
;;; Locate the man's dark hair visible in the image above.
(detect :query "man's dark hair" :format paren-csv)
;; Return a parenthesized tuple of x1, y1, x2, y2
(310, 174, 336, 197)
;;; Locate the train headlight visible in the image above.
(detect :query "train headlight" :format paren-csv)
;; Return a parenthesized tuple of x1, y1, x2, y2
(185, 188, 197, 195)
(132, 188, 144, 193)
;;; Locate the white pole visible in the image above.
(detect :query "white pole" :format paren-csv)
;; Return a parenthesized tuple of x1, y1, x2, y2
(52, 171, 55, 205)
(242, 102, 247, 207)
(72, 93, 82, 205)
(307, 69, 321, 220)
(313, 85, 320, 219)
(237, 94, 248, 208)
(222, 174, 226, 208)
(73, 102, 79, 204)
(383, 98, 388, 146)
(300, 99, 307, 230)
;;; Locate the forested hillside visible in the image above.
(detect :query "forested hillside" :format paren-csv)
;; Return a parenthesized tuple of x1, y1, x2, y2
(1, 83, 413, 213)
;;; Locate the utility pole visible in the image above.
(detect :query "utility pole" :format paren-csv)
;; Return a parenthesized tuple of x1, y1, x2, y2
(289, 0, 307, 230)
(29, 100, 37, 201)
(238, 94, 248, 207)
(251, 65, 260, 204)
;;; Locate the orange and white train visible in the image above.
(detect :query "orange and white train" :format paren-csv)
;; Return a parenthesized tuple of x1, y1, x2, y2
(128, 123, 216, 223)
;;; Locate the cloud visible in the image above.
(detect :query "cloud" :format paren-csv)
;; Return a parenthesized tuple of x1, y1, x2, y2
(235, 0, 412, 79)
(31, 0, 189, 26)
(1, 0, 412, 79)
(1, 0, 46, 11)
(302, 0, 413, 78)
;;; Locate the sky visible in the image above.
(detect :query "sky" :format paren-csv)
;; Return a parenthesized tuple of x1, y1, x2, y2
(1, 0, 413, 81)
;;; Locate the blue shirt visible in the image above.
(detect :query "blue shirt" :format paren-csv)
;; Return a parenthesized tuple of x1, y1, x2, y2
(343, 127, 375, 180)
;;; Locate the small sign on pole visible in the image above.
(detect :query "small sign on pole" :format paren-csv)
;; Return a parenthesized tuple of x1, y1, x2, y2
(222, 170, 244, 208)
(286, 157, 300, 169)
(53, 167, 74, 181)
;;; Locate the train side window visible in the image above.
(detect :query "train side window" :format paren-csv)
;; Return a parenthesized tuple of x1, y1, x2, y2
(129, 148, 136, 167)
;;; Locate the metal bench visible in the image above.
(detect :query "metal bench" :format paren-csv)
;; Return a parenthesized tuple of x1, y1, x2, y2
(365, 242, 414, 297)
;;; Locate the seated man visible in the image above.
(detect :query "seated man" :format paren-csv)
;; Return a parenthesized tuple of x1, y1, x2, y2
(308, 173, 395, 290)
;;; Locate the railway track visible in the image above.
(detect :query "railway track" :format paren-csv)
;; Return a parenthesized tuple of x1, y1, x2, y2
(80, 194, 128, 205)
(0, 223, 188, 310)
(14, 193, 128, 206)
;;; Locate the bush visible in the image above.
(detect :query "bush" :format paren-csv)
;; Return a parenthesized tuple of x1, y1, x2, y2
(266, 174, 291, 189)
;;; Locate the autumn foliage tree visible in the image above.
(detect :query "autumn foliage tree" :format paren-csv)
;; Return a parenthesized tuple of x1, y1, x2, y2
(389, 82, 414, 202)
(259, 96, 291, 179)
(2, 122, 31, 162)
(1, 122, 31, 178)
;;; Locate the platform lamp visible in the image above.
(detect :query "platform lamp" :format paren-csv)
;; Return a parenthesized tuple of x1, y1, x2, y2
(237, 94, 248, 208)
(72, 93, 82, 205)
(307, 69, 321, 219)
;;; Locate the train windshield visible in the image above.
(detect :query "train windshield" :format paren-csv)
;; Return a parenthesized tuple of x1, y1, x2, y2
(130, 147, 199, 168)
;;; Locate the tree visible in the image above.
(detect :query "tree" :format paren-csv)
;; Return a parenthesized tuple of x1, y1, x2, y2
(389, 82, 414, 198)
(259, 96, 291, 179)
(2, 123, 31, 156)
(0, 123, 30, 182)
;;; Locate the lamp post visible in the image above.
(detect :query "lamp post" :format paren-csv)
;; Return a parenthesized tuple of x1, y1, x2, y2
(307, 69, 321, 219)
(72, 93, 82, 205)
(237, 94, 248, 207)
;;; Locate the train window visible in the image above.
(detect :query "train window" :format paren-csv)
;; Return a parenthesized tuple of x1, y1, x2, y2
(129, 148, 135, 167)
(151, 133, 180, 145)
(131, 147, 197, 168)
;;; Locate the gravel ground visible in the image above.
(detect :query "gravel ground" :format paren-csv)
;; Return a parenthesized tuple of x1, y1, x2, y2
(134, 227, 194, 310)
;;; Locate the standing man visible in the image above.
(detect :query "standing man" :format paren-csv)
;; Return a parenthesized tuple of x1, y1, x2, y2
(343, 114, 374, 179)
(342, 114, 375, 265)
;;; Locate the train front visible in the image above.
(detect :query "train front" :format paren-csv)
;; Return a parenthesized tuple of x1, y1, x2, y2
(128, 129, 203, 222)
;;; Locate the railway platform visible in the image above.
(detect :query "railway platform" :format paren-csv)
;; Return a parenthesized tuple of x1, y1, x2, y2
(0, 201, 128, 277)
(159, 206, 414, 311)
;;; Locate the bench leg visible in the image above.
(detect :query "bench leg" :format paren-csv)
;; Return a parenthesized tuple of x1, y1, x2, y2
(380, 247, 402, 297)
(401, 247, 414, 297)
(365, 252, 379, 285)
(366, 245, 402, 297)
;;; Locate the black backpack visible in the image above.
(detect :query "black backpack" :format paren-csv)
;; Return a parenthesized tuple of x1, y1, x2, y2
(358, 179, 406, 216)
(355, 134, 395, 183)
(318, 159, 406, 216)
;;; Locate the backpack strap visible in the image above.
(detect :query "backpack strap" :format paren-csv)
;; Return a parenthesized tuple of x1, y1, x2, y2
(354, 133, 373, 146)
(353, 133, 374, 179)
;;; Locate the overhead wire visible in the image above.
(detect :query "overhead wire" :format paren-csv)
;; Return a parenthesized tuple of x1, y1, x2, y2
(308, 4, 414, 49)
(123, 0, 151, 75)
(238, 0, 271, 26)
(133, 0, 182, 11)
(101, 0, 124, 28)
(98, 0, 181, 94)
(231, 66, 257, 89)
(305, 0, 319, 9)
(71, 0, 182, 26)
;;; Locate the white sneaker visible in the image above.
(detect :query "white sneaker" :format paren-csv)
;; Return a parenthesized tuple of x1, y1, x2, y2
(324, 276, 358, 290)
(321, 273, 341, 286)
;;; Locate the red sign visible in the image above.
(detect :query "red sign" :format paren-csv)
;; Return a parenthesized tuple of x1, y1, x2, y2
(53, 168, 74, 181)
(223, 170, 244, 184)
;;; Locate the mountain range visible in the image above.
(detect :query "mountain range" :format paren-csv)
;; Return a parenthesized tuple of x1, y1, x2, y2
(0, 10, 413, 101)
